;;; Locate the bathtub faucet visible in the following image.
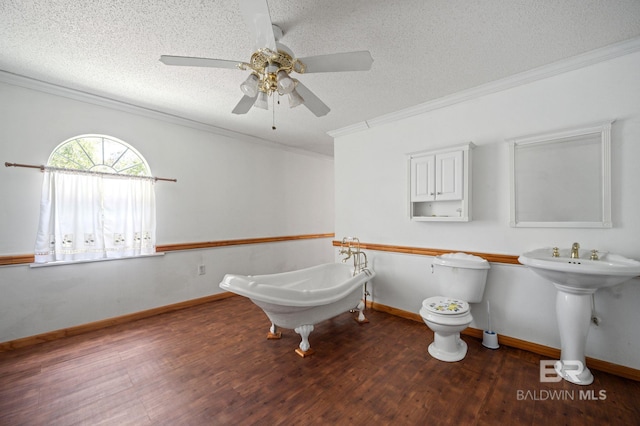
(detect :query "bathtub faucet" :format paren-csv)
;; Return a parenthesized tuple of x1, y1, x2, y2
(340, 236, 369, 276)
(339, 236, 358, 264)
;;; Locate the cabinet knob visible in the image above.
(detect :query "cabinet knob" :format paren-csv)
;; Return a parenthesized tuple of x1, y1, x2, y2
(437, 192, 442, 195)
(430, 192, 434, 196)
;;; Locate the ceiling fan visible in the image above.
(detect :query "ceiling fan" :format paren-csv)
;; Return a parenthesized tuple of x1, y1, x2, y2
(159, 0, 373, 117)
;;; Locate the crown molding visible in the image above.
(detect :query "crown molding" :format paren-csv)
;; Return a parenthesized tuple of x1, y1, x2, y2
(0, 70, 331, 159)
(329, 36, 640, 139)
(327, 121, 370, 139)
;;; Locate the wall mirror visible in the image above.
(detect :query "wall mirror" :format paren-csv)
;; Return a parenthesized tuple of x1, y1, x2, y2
(508, 121, 612, 228)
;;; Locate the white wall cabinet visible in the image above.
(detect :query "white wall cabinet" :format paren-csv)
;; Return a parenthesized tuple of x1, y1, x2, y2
(408, 143, 473, 221)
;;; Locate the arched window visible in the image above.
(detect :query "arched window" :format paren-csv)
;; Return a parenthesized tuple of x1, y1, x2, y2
(35, 135, 156, 263)
(48, 135, 151, 176)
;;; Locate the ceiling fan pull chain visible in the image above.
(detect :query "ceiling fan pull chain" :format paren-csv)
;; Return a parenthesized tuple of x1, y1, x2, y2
(272, 95, 277, 130)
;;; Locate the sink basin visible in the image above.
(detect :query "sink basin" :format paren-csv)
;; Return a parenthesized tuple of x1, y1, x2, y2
(518, 248, 640, 291)
(519, 247, 640, 385)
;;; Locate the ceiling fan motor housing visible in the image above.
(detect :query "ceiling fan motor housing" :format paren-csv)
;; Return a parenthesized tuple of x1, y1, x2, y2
(247, 48, 305, 95)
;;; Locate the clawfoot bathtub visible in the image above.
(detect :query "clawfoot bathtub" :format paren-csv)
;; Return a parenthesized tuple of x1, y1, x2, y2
(219, 263, 374, 357)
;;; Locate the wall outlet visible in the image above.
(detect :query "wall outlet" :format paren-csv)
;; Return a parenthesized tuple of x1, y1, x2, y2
(198, 265, 206, 275)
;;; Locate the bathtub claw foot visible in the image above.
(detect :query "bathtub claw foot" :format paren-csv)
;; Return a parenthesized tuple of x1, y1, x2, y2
(354, 300, 369, 324)
(267, 324, 282, 339)
(294, 324, 314, 356)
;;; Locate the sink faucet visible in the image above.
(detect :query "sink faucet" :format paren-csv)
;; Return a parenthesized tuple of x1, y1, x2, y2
(570, 242, 580, 259)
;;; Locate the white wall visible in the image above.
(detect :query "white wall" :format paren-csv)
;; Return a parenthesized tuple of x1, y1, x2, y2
(334, 51, 640, 369)
(0, 79, 335, 342)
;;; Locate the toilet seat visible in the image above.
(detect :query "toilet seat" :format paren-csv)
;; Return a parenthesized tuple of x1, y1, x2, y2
(420, 296, 473, 327)
(422, 297, 469, 315)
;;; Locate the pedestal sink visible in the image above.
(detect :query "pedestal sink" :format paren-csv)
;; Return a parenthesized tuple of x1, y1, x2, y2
(518, 248, 640, 385)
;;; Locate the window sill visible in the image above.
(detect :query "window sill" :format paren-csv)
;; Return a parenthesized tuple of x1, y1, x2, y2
(29, 252, 165, 268)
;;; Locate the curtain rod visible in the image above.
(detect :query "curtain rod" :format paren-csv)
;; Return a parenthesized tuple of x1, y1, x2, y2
(4, 162, 177, 182)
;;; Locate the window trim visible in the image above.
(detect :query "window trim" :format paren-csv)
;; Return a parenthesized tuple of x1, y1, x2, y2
(48, 134, 151, 177)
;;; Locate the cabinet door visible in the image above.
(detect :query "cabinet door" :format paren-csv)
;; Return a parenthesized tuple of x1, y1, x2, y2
(410, 154, 435, 201)
(435, 150, 463, 200)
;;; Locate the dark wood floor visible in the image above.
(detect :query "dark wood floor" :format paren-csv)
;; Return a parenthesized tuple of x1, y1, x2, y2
(1, 296, 639, 425)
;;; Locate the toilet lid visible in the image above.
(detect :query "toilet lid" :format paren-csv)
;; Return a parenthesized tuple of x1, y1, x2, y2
(422, 297, 469, 315)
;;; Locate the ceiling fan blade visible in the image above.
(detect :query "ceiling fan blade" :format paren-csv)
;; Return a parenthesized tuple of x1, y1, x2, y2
(238, 0, 276, 51)
(232, 95, 257, 114)
(160, 55, 242, 69)
(297, 51, 374, 73)
(294, 82, 330, 117)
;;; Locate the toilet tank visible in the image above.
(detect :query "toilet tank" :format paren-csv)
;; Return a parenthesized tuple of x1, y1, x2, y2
(432, 253, 490, 302)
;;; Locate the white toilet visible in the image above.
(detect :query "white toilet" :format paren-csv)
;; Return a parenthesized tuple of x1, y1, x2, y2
(420, 253, 490, 362)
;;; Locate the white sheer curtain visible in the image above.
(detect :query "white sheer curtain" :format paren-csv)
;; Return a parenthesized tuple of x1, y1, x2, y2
(35, 169, 156, 263)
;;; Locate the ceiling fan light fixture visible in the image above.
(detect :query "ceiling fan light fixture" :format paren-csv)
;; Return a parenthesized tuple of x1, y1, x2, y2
(254, 90, 269, 109)
(287, 88, 304, 108)
(276, 70, 295, 94)
(240, 73, 259, 97)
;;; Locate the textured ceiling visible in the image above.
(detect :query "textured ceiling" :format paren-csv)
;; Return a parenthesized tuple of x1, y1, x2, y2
(2, 0, 640, 156)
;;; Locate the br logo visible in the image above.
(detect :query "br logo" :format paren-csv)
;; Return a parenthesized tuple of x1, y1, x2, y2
(539, 360, 583, 383)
